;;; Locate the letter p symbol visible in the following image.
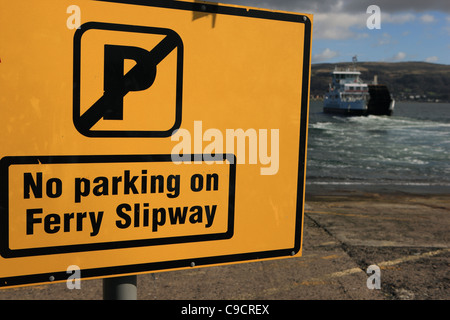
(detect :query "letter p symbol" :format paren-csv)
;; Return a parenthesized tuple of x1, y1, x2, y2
(102, 45, 157, 120)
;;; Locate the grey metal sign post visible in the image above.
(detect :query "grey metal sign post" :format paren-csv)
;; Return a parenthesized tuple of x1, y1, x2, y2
(103, 275, 137, 300)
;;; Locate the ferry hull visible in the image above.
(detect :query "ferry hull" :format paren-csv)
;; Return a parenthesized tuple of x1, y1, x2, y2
(323, 85, 394, 116)
(323, 106, 369, 116)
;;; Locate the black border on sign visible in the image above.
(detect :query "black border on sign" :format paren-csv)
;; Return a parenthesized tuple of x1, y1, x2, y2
(0, 0, 311, 288)
(73, 22, 184, 137)
(0, 154, 236, 258)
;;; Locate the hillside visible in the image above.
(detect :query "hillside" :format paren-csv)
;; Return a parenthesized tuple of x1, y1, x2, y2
(310, 62, 450, 102)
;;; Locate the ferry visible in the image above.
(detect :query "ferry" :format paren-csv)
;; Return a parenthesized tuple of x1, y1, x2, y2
(323, 61, 395, 116)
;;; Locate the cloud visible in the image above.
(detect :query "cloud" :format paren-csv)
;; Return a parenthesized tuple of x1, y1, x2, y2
(313, 11, 416, 40)
(217, 0, 450, 13)
(382, 13, 416, 24)
(219, 1, 439, 42)
(425, 56, 439, 62)
(420, 14, 436, 23)
(374, 32, 397, 46)
(387, 51, 407, 61)
(341, 0, 449, 13)
(312, 48, 339, 62)
(313, 12, 367, 40)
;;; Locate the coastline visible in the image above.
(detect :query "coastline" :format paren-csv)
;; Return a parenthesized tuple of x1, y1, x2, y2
(305, 182, 450, 200)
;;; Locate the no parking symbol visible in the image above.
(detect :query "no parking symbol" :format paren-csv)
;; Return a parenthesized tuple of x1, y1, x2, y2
(73, 22, 183, 137)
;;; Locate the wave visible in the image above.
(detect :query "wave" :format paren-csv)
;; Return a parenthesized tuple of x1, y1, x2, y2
(306, 181, 450, 187)
(307, 102, 450, 190)
(311, 115, 450, 132)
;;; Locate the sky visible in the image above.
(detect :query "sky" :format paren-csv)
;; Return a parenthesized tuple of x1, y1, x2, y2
(216, 0, 450, 64)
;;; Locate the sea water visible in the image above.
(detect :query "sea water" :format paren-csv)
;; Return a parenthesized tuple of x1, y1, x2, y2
(306, 101, 450, 194)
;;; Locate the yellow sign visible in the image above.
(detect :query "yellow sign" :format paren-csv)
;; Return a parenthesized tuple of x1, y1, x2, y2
(0, 0, 312, 287)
